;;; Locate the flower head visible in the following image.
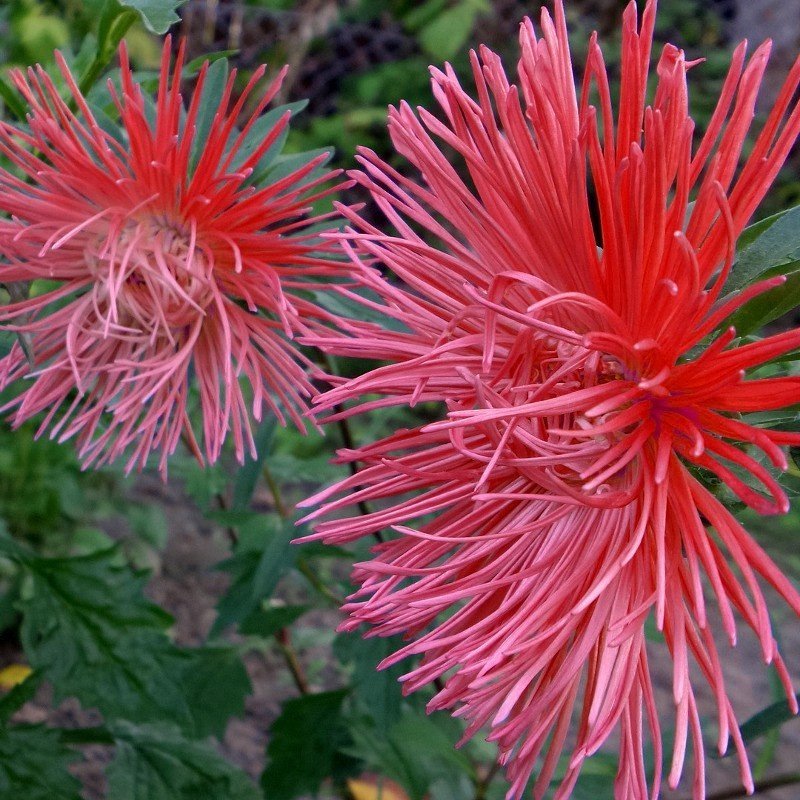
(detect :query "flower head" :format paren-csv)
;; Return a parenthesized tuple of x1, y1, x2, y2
(0, 40, 343, 472)
(300, 2, 800, 797)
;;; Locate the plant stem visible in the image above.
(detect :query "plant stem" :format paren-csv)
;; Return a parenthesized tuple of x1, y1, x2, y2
(274, 628, 311, 695)
(320, 353, 383, 543)
(298, 557, 346, 606)
(259, 460, 312, 696)
(262, 461, 289, 519)
(474, 760, 502, 800)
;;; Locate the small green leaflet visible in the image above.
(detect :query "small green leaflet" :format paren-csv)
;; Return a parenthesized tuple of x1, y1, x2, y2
(232, 418, 278, 511)
(0, 725, 82, 800)
(261, 690, 359, 800)
(212, 515, 298, 636)
(107, 722, 261, 800)
(118, 0, 187, 34)
(179, 647, 251, 739)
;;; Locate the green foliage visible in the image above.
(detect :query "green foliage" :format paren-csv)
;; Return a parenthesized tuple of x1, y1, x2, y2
(0, 725, 82, 800)
(333, 631, 407, 729)
(213, 514, 298, 636)
(261, 690, 358, 800)
(2, 536, 250, 738)
(240, 603, 310, 638)
(347, 709, 474, 800)
(116, 0, 186, 34)
(736, 693, 800, 749)
(107, 721, 260, 800)
(726, 205, 800, 294)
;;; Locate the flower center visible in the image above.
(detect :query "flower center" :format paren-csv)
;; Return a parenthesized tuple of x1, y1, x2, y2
(87, 218, 216, 332)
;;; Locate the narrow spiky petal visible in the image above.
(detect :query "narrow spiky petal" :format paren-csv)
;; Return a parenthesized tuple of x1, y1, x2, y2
(0, 39, 346, 474)
(300, 2, 800, 797)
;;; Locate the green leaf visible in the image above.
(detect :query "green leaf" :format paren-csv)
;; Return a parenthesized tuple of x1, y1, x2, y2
(418, 0, 489, 60)
(0, 670, 42, 725)
(334, 631, 405, 728)
(346, 710, 473, 800)
(212, 516, 298, 636)
(179, 647, 251, 739)
(261, 690, 358, 800)
(190, 58, 229, 170)
(256, 148, 332, 188)
(240, 604, 310, 638)
(0, 725, 82, 800)
(16, 546, 187, 723)
(118, 0, 187, 34)
(726, 263, 800, 335)
(232, 418, 278, 511)
(8, 541, 248, 735)
(726, 204, 800, 293)
(107, 721, 261, 800)
(736, 693, 800, 748)
(230, 101, 308, 181)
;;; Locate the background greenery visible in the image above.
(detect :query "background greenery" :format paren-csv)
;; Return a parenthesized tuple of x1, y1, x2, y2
(0, 2, 797, 800)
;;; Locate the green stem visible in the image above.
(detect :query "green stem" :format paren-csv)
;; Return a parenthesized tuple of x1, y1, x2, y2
(298, 558, 346, 606)
(262, 461, 289, 519)
(77, 10, 138, 97)
(258, 460, 312, 695)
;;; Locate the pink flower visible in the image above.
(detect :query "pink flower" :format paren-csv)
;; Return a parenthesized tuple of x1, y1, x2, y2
(300, 2, 800, 797)
(0, 40, 343, 473)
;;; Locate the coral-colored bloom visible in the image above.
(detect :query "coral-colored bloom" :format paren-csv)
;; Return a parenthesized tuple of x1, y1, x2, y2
(300, 2, 800, 797)
(0, 40, 342, 472)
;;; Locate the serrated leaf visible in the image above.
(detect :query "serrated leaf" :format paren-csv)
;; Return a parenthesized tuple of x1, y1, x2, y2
(119, 0, 186, 34)
(0, 725, 82, 800)
(736, 693, 800, 748)
(240, 604, 310, 638)
(16, 546, 187, 723)
(179, 647, 251, 739)
(346, 710, 473, 800)
(212, 516, 297, 636)
(261, 690, 358, 800)
(334, 631, 405, 729)
(10, 542, 247, 735)
(107, 721, 260, 800)
(726, 204, 800, 293)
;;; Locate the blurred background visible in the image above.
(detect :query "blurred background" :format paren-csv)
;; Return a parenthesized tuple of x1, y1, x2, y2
(0, 1, 798, 799)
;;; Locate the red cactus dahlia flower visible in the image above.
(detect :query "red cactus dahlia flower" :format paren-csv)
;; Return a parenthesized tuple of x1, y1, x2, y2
(0, 40, 343, 472)
(300, 2, 800, 797)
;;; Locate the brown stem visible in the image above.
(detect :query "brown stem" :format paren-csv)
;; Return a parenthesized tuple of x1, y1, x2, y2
(474, 759, 502, 800)
(275, 628, 311, 695)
